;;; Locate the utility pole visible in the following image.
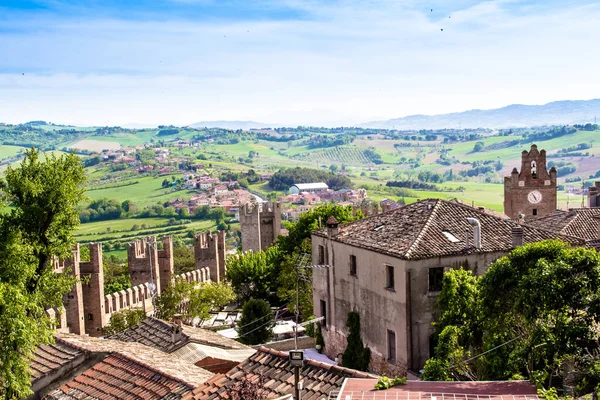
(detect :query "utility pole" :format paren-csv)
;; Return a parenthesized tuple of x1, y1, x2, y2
(291, 254, 329, 400)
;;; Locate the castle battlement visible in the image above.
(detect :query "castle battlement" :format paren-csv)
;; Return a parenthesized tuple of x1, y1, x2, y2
(240, 201, 281, 252)
(194, 231, 226, 282)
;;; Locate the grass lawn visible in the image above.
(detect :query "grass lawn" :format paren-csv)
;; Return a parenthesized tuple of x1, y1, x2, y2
(0, 145, 25, 159)
(77, 217, 170, 236)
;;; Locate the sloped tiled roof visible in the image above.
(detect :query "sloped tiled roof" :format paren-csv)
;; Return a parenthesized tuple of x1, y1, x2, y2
(183, 346, 378, 400)
(30, 339, 85, 383)
(527, 208, 600, 241)
(58, 333, 214, 387)
(313, 199, 585, 260)
(107, 318, 190, 352)
(107, 318, 248, 353)
(43, 353, 193, 400)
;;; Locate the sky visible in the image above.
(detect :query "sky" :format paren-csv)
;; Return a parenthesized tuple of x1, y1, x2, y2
(1, 0, 600, 127)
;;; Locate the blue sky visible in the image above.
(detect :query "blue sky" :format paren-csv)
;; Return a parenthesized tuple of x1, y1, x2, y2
(1, 0, 599, 126)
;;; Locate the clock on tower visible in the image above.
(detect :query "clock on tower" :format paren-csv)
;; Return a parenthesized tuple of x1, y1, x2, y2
(504, 145, 557, 220)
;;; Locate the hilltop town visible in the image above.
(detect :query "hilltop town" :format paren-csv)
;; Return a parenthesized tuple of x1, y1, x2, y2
(1, 134, 600, 400)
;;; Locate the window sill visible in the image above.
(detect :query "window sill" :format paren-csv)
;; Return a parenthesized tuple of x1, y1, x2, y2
(385, 287, 396, 292)
(350, 274, 357, 278)
(428, 290, 441, 297)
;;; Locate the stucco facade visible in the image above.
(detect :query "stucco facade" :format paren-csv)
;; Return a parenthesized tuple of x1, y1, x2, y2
(312, 229, 508, 374)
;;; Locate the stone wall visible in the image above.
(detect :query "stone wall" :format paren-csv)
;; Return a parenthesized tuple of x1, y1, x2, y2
(158, 236, 174, 293)
(80, 243, 106, 337)
(128, 237, 161, 294)
(194, 231, 226, 282)
(240, 202, 281, 253)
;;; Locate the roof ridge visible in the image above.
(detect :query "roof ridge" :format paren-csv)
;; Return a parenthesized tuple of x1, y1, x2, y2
(405, 199, 442, 259)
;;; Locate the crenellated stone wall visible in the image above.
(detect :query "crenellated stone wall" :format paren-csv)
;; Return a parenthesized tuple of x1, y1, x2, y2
(240, 201, 281, 253)
(128, 237, 161, 294)
(194, 231, 226, 282)
(80, 243, 106, 337)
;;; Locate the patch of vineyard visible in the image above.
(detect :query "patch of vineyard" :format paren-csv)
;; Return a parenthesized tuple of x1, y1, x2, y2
(292, 146, 375, 165)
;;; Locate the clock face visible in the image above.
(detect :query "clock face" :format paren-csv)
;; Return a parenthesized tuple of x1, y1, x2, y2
(528, 190, 542, 204)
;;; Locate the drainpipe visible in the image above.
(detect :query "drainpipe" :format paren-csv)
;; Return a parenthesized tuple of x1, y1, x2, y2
(466, 218, 482, 250)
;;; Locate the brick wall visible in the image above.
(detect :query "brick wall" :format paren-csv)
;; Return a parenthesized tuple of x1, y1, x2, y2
(80, 243, 105, 337)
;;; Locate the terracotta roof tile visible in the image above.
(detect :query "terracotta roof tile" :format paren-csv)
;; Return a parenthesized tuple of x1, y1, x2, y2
(183, 347, 378, 400)
(43, 353, 193, 400)
(527, 208, 600, 241)
(314, 199, 585, 260)
(107, 318, 190, 353)
(30, 339, 85, 383)
(107, 318, 247, 352)
(57, 333, 214, 387)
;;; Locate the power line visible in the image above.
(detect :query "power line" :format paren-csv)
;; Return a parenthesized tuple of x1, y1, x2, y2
(450, 334, 525, 368)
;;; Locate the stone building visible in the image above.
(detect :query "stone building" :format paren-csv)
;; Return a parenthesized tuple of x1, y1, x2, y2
(504, 144, 557, 220)
(240, 202, 281, 252)
(311, 199, 584, 375)
(589, 181, 600, 207)
(194, 231, 227, 282)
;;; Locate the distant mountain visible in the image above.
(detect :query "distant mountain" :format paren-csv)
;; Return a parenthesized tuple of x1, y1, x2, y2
(189, 120, 279, 130)
(360, 99, 600, 130)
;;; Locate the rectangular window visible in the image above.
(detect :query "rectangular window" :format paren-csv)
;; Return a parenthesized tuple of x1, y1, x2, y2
(318, 245, 325, 264)
(386, 265, 395, 290)
(87, 313, 94, 321)
(429, 267, 444, 292)
(350, 255, 357, 276)
(320, 300, 327, 327)
(387, 330, 396, 362)
(533, 208, 538, 216)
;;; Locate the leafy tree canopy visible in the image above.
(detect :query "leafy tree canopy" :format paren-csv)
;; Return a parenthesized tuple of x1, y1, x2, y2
(422, 240, 600, 394)
(155, 280, 234, 322)
(0, 148, 86, 398)
(237, 298, 273, 345)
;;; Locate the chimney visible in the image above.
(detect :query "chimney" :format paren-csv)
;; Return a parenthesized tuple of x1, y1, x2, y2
(171, 313, 183, 343)
(512, 225, 524, 248)
(326, 216, 339, 237)
(466, 218, 482, 250)
(173, 313, 183, 328)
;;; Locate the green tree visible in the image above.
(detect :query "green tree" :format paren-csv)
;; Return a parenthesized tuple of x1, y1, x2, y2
(226, 247, 280, 301)
(276, 204, 362, 254)
(422, 241, 600, 391)
(102, 308, 147, 336)
(473, 141, 485, 152)
(155, 280, 234, 322)
(342, 312, 371, 371)
(237, 298, 273, 345)
(173, 245, 196, 274)
(0, 149, 86, 398)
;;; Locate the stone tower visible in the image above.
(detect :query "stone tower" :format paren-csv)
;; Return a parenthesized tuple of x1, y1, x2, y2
(194, 231, 226, 282)
(128, 237, 161, 295)
(240, 201, 281, 252)
(80, 243, 105, 337)
(62, 244, 85, 336)
(589, 181, 600, 207)
(504, 144, 557, 220)
(158, 236, 174, 292)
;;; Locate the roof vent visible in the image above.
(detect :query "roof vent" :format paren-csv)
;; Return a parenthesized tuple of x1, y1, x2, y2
(466, 218, 482, 249)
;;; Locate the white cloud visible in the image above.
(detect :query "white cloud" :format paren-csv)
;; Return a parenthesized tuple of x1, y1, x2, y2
(1, 1, 600, 126)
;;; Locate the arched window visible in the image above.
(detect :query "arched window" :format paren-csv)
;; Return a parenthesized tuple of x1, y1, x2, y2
(531, 161, 537, 177)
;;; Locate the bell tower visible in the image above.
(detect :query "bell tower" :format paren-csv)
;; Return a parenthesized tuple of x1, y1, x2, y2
(504, 144, 557, 220)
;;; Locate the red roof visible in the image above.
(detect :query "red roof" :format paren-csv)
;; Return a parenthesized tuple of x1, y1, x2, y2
(337, 379, 539, 400)
(184, 346, 377, 399)
(43, 353, 193, 400)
